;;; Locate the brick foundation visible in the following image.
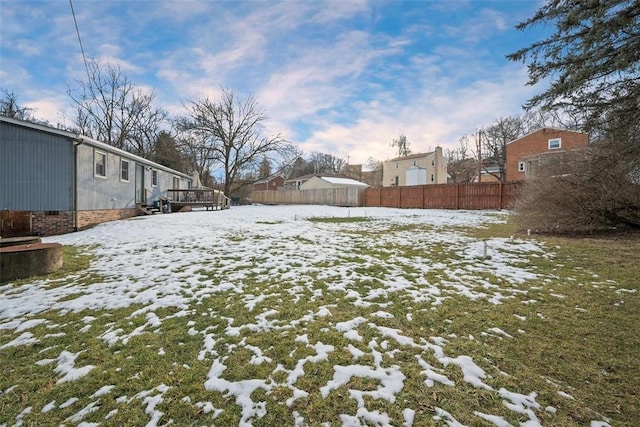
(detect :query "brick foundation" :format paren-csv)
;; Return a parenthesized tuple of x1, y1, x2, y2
(77, 208, 140, 230)
(28, 208, 141, 236)
(31, 211, 75, 236)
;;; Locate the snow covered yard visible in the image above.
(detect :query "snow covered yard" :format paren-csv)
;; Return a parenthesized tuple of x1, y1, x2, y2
(0, 205, 633, 426)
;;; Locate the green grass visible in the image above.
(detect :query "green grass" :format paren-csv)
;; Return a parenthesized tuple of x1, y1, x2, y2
(0, 220, 638, 426)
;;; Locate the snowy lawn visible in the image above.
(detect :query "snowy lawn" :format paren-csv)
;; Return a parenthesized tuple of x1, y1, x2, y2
(1, 205, 638, 426)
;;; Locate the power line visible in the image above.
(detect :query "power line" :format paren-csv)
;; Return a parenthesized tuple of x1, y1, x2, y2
(69, 0, 92, 83)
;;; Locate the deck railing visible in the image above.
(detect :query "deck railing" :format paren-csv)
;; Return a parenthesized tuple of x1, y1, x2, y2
(167, 189, 231, 210)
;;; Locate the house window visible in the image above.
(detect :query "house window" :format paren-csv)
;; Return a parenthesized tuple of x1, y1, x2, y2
(548, 138, 561, 149)
(172, 176, 180, 190)
(120, 159, 130, 182)
(394, 176, 399, 186)
(413, 160, 416, 166)
(94, 150, 106, 178)
(431, 160, 435, 166)
(518, 162, 526, 172)
(152, 170, 158, 187)
(431, 174, 435, 182)
(395, 163, 399, 169)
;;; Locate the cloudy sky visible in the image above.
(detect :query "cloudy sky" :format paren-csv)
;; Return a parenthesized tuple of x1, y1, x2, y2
(0, 0, 548, 165)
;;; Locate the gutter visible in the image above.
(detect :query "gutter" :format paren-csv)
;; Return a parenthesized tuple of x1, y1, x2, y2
(72, 136, 84, 232)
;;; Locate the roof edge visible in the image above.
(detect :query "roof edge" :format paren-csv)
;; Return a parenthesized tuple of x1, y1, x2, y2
(1, 116, 192, 180)
(506, 127, 587, 146)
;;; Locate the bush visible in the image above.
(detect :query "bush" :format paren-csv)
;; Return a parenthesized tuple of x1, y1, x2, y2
(515, 140, 640, 234)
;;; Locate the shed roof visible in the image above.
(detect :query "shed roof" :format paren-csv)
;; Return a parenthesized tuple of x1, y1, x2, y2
(285, 173, 345, 183)
(253, 173, 285, 185)
(320, 176, 368, 186)
(387, 151, 435, 162)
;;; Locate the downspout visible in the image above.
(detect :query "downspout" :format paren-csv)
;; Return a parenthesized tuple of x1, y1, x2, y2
(72, 137, 84, 232)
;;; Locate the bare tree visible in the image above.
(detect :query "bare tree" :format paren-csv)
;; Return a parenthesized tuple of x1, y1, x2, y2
(447, 136, 477, 183)
(174, 128, 218, 187)
(285, 156, 314, 179)
(364, 157, 383, 187)
(479, 112, 548, 182)
(68, 60, 167, 156)
(308, 152, 346, 174)
(1, 88, 33, 120)
(178, 87, 298, 197)
(480, 116, 525, 182)
(391, 134, 411, 157)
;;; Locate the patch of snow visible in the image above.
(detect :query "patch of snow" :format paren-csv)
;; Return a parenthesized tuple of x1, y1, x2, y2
(91, 385, 115, 397)
(204, 359, 269, 425)
(53, 351, 95, 384)
(434, 406, 465, 427)
(59, 397, 79, 408)
(416, 355, 454, 387)
(473, 411, 512, 427)
(487, 328, 513, 339)
(441, 355, 492, 390)
(41, 400, 56, 413)
(66, 401, 100, 423)
(403, 408, 415, 426)
(15, 318, 48, 332)
(371, 311, 395, 319)
(0, 332, 38, 348)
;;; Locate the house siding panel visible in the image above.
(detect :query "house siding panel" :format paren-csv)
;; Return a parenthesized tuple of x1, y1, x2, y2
(0, 122, 73, 211)
(76, 144, 138, 210)
(76, 145, 191, 210)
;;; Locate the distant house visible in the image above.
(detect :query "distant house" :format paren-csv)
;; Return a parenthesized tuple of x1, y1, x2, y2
(299, 176, 368, 190)
(282, 173, 356, 190)
(252, 173, 367, 206)
(0, 116, 194, 237)
(506, 128, 589, 182)
(252, 174, 285, 191)
(479, 162, 501, 183)
(382, 147, 447, 187)
(341, 164, 383, 188)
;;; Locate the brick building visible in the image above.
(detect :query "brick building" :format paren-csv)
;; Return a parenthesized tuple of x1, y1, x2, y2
(252, 174, 285, 191)
(505, 128, 589, 182)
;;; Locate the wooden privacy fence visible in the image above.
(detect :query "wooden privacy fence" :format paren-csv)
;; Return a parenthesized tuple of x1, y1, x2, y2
(252, 187, 366, 207)
(363, 182, 520, 210)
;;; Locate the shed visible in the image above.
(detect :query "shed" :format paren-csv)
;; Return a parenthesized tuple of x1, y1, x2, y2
(299, 176, 369, 190)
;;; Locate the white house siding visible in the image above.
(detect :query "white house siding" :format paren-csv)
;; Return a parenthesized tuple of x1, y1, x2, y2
(76, 139, 192, 210)
(76, 143, 137, 210)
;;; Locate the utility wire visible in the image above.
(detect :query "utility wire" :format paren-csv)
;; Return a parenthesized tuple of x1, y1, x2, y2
(69, 0, 92, 83)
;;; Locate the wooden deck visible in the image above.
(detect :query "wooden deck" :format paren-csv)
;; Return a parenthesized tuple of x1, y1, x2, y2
(167, 189, 231, 211)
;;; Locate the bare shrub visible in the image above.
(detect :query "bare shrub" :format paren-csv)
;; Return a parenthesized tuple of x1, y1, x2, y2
(515, 140, 640, 234)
